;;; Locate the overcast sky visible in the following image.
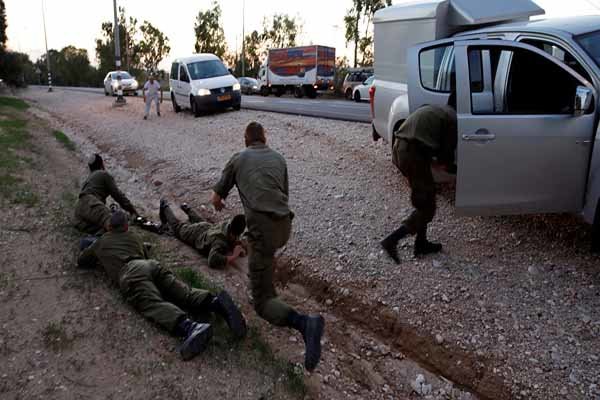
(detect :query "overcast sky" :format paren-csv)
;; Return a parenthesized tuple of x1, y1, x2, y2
(4, 0, 600, 70)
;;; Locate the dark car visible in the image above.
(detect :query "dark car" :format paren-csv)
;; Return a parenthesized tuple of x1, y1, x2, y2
(238, 77, 259, 95)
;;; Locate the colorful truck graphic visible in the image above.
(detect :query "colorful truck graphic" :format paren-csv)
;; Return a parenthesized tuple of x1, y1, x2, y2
(258, 45, 335, 98)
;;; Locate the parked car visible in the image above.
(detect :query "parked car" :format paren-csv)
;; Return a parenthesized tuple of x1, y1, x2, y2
(103, 71, 139, 96)
(352, 75, 374, 102)
(169, 54, 241, 117)
(238, 77, 259, 95)
(371, 0, 600, 251)
(343, 68, 373, 100)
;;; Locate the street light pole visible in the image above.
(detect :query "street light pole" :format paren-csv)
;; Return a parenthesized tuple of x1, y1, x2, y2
(113, 0, 126, 104)
(41, 0, 52, 92)
(241, 0, 245, 77)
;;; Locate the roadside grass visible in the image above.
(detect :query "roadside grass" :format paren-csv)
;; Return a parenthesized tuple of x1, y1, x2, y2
(0, 96, 38, 207)
(175, 266, 307, 397)
(42, 320, 73, 352)
(53, 130, 76, 151)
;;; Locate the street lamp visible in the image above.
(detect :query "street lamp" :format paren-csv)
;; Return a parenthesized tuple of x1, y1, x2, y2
(41, 0, 52, 92)
(113, 0, 126, 104)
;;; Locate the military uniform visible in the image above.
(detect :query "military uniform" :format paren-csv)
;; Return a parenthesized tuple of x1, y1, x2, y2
(78, 229, 211, 333)
(213, 143, 294, 326)
(74, 170, 137, 234)
(393, 105, 457, 235)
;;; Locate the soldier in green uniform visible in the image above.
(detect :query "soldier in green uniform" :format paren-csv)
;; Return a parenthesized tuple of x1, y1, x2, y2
(74, 154, 139, 234)
(77, 210, 247, 361)
(211, 121, 325, 372)
(158, 199, 247, 269)
(381, 97, 457, 264)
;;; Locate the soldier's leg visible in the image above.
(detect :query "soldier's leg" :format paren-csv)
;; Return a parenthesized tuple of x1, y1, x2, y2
(159, 200, 185, 235)
(181, 204, 204, 223)
(409, 157, 440, 256)
(144, 96, 152, 118)
(155, 97, 161, 116)
(74, 195, 111, 234)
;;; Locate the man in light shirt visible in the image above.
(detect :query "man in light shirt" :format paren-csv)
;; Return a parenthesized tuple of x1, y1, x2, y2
(143, 73, 163, 120)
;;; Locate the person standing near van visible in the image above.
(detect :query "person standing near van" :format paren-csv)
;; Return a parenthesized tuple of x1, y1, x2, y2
(211, 121, 325, 372)
(380, 95, 457, 264)
(143, 73, 163, 120)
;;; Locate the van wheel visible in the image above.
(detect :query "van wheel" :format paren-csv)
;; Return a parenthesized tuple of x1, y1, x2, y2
(191, 97, 201, 118)
(345, 88, 353, 100)
(233, 104, 241, 111)
(592, 198, 600, 254)
(294, 87, 304, 98)
(172, 94, 181, 113)
(354, 91, 361, 102)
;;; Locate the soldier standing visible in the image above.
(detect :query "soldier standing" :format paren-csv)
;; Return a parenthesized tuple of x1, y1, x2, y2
(78, 210, 247, 361)
(381, 97, 457, 264)
(211, 121, 325, 371)
(74, 154, 138, 234)
(159, 199, 247, 269)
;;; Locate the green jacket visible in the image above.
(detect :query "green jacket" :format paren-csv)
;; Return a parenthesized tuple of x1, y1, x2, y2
(394, 105, 457, 165)
(213, 143, 291, 218)
(178, 221, 233, 269)
(79, 170, 137, 215)
(77, 229, 148, 285)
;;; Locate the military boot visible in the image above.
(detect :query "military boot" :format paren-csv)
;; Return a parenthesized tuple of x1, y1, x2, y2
(288, 312, 325, 371)
(160, 199, 180, 227)
(209, 291, 247, 339)
(380, 225, 409, 264)
(176, 318, 213, 361)
(414, 228, 442, 257)
(180, 203, 203, 223)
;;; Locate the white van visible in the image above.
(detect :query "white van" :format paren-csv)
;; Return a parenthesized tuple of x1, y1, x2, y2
(169, 54, 241, 117)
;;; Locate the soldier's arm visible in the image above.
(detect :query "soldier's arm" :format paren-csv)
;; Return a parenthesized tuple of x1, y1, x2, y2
(106, 174, 138, 216)
(212, 153, 239, 200)
(284, 165, 290, 197)
(207, 240, 229, 269)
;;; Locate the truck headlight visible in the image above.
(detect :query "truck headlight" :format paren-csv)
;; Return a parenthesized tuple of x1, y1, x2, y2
(198, 88, 211, 96)
(233, 83, 241, 91)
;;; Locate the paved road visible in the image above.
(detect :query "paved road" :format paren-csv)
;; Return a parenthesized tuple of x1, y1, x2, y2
(31, 85, 372, 123)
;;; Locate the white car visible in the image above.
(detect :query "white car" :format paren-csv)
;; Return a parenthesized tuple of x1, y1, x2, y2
(169, 54, 241, 117)
(352, 76, 374, 102)
(103, 71, 139, 96)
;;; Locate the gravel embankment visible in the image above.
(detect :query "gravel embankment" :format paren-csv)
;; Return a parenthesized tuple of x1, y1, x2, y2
(22, 88, 600, 400)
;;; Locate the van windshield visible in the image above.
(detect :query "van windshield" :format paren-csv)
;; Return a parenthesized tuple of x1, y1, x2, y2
(186, 60, 229, 80)
(576, 30, 600, 68)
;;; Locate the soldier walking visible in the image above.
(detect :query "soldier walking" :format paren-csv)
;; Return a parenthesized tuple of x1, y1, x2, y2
(78, 210, 247, 361)
(211, 121, 325, 371)
(159, 199, 247, 269)
(74, 153, 138, 234)
(381, 96, 457, 264)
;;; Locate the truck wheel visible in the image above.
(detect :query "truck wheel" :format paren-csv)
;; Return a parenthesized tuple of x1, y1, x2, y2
(191, 97, 201, 118)
(294, 87, 304, 98)
(592, 198, 600, 254)
(260, 87, 270, 97)
(354, 91, 361, 102)
(172, 94, 181, 113)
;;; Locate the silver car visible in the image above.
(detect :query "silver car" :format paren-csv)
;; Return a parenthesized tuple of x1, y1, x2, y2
(238, 77, 259, 95)
(103, 71, 139, 96)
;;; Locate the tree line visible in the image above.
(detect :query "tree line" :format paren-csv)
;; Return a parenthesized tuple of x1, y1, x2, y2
(0, 0, 387, 88)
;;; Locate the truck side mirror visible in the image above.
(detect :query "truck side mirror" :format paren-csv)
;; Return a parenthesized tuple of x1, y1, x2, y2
(574, 86, 593, 116)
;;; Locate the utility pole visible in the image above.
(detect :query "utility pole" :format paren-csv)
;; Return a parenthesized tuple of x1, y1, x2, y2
(113, 0, 126, 104)
(241, 0, 245, 77)
(41, 0, 52, 92)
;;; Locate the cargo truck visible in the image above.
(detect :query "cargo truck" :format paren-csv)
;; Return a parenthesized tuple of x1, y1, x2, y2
(257, 45, 335, 98)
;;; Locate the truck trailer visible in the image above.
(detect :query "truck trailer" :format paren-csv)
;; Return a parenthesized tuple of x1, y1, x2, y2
(257, 45, 335, 98)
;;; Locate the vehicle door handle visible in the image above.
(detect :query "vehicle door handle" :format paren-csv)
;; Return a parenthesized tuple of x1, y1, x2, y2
(575, 140, 591, 145)
(462, 129, 496, 141)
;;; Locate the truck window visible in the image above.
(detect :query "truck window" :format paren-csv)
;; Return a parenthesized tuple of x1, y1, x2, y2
(419, 44, 454, 92)
(520, 38, 592, 82)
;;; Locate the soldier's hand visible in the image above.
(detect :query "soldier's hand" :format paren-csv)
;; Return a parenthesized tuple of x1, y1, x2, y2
(210, 191, 225, 211)
(233, 245, 246, 258)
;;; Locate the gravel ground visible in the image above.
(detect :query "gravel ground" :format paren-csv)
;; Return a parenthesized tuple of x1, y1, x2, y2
(21, 87, 600, 400)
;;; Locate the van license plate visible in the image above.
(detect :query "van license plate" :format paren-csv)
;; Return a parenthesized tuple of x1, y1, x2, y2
(217, 94, 231, 102)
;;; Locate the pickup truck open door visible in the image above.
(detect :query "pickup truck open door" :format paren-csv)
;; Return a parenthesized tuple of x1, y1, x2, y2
(408, 39, 597, 216)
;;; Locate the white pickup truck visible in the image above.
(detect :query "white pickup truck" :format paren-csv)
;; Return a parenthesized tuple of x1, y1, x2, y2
(371, 0, 600, 251)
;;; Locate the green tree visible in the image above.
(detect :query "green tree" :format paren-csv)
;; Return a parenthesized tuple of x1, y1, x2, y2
(344, 0, 391, 67)
(0, 0, 7, 51)
(242, 30, 265, 77)
(193, 1, 227, 58)
(0, 51, 34, 87)
(94, 7, 141, 77)
(139, 21, 170, 72)
(261, 14, 302, 49)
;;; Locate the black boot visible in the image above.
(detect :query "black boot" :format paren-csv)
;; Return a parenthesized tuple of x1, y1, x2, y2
(288, 311, 325, 372)
(160, 199, 180, 227)
(209, 291, 247, 339)
(176, 318, 213, 361)
(380, 225, 409, 264)
(180, 203, 203, 223)
(414, 228, 442, 257)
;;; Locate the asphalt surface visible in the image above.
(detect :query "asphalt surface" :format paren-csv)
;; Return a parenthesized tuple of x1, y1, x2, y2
(31, 85, 372, 123)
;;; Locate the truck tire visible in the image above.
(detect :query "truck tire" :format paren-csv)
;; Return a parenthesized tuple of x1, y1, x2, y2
(172, 94, 181, 113)
(592, 198, 600, 254)
(294, 87, 304, 98)
(260, 86, 270, 97)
